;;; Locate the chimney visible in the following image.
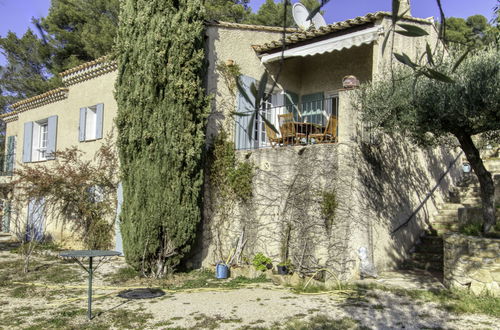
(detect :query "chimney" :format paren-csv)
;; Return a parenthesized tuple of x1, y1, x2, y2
(398, 0, 412, 17)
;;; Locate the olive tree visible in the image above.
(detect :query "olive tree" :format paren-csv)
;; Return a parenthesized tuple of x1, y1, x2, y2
(357, 47, 500, 233)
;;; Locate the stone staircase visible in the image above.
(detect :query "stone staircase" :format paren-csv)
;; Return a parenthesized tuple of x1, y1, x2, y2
(405, 157, 500, 274)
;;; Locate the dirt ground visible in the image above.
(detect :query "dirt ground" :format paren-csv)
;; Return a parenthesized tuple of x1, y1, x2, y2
(0, 246, 498, 330)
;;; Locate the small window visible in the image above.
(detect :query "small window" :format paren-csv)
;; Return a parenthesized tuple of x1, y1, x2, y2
(33, 120, 48, 161)
(23, 116, 58, 163)
(85, 107, 97, 140)
(79, 104, 104, 142)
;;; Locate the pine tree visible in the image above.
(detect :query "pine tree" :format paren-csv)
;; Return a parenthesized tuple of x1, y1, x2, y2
(115, 0, 209, 276)
(37, 0, 120, 73)
(0, 29, 61, 110)
(244, 0, 322, 28)
(205, 0, 251, 23)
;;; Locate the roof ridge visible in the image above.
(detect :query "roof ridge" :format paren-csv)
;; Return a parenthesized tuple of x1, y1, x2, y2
(1, 87, 69, 119)
(253, 11, 433, 53)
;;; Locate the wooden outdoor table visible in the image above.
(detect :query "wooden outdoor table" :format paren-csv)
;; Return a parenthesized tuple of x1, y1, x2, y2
(60, 250, 121, 320)
(293, 122, 324, 142)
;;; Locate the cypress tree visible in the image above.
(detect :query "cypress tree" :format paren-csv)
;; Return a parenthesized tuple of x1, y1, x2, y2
(115, 0, 208, 276)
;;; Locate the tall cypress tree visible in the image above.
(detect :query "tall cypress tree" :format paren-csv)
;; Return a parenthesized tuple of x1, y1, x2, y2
(115, 0, 208, 276)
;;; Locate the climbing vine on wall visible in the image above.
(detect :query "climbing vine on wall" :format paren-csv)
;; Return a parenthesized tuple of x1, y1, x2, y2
(210, 130, 254, 203)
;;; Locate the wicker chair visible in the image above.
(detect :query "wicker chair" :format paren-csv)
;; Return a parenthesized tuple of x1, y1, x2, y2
(309, 116, 337, 143)
(278, 113, 305, 145)
(265, 122, 284, 148)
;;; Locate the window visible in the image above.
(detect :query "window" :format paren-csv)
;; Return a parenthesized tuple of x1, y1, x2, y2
(79, 103, 104, 142)
(23, 116, 58, 163)
(4, 136, 16, 174)
(35, 120, 49, 161)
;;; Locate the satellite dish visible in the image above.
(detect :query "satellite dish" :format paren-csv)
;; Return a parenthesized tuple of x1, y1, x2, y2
(292, 3, 311, 30)
(312, 11, 327, 28)
(292, 3, 327, 30)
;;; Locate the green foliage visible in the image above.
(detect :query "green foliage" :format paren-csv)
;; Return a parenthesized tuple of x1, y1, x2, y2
(205, 0, 251, 23)
(211, 131, 254, 202)
(216, 61, 242, 96)
(252, 252, 272, 271)
(115, 0, 209, 277)
(37, 0, 119, 73)
(320, 189, 337, 231)
(0, 30, 62, 112)
(459, 223, 482, 236)
(243, 0, 322, 27)
(445, 15, 497, 47)
(358, 47, 500, 144)
(12, 141, 119, 250)
(0, 0, 119, 117)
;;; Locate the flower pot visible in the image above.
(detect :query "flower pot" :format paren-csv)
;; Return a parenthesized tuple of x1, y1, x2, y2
(277, 265, 288, 275)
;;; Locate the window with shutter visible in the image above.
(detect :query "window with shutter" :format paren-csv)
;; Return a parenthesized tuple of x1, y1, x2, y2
(23, 115, 58, 162)
(79, 103, 104, 142)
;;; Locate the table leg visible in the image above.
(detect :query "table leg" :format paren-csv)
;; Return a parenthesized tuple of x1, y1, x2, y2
(88, 256, 93, 320)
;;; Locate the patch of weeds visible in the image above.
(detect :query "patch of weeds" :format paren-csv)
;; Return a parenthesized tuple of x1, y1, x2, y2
(293, 313, 307, 318)
(354, 283, 500, 317)
(154, 319, 174, 327)
(106, 266, 140, 284)
(307, 308, 321, 313)
(277, 314, 367, 330)
(280, 296, 297, 300)
(372, 304, 384, 310)
(9, 285, 35, 298)
(106, 308, 153, 329)
(169, 271, 269, 290)
(191, 313, 224, 329)
(221, 318, 243, 323)
(171, 316, 184, 320)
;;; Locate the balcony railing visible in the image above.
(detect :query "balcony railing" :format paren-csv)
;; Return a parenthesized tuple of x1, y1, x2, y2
(234, 97, 339, 150)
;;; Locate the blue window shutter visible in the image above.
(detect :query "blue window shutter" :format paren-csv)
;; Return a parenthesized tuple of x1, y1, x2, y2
(5, 136, 15, 173)
(234, 75, 256, 150)
(79, 107, 86, 142)
(22, 122, 33, 163)
(47, 115, 58, 160)
(95, 103, 104, 139)
(2, 201, 11, 232)
(285, 91, 299, 121)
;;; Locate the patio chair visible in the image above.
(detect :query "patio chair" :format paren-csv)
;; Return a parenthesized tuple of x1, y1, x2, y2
(265, 122, 284, 148)
(278, 114, 306, 145)
(309, 116, 337, 143)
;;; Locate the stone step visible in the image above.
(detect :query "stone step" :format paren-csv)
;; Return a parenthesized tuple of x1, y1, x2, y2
(0, 233, 16, 243)
(433, 214, 458, 224)
(412, 252, 443, 263)
(432, 222, 459, 231)
(406, 259, 443, 272)
(437, 202, 463, 211)
(415, 243, 443, 254)
(437, 208, 459, 217)
(420, 235, 443, 245)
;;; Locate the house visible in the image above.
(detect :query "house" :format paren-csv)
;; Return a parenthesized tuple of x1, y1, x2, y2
(0, 5, 461, 279)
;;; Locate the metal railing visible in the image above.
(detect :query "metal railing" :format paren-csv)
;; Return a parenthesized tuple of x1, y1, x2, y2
(234, 97, 339, 150)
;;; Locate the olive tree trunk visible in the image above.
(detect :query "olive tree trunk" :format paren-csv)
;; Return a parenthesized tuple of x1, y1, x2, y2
(456, 133, 496, 233)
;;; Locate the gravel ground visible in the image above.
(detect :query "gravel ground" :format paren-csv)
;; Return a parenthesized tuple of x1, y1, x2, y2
(0, 250, 498, 329)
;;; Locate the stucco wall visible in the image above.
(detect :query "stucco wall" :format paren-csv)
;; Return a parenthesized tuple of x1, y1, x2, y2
(3, 71, 118, 246)
(199, 89, 461, 279)
(205, 25, 284, 141)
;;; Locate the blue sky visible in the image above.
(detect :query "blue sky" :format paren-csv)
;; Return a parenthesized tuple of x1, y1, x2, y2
(0, 0, 498, 64)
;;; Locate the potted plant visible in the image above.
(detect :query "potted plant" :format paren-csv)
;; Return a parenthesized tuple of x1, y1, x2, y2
(276, 260, 293, 275)
(252, 253, 272, 272)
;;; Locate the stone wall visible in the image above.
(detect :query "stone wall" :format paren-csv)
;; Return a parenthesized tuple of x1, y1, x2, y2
(444, 233, 500, 296)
